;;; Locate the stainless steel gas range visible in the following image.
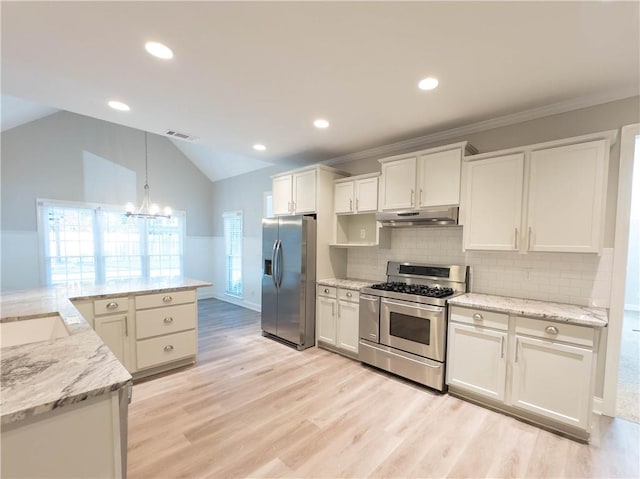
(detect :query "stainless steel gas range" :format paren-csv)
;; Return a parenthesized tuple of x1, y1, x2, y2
(359, 262, 469, 392)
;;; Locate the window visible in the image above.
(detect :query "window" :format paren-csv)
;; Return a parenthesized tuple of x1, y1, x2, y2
(39, 200, 184, 286)
(223, 211, 243, 297)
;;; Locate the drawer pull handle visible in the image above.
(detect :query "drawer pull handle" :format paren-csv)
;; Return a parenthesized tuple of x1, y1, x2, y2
(164, 317, 174, 324)
(472, 313, 483, 321)
(545, 325, 559, 335)
(324, 288, 330, 294)
(162, 295, 173, 303)
(346, 292, 352, 298)
(106, 301, 119, 310)
(164, 345, 174, 352)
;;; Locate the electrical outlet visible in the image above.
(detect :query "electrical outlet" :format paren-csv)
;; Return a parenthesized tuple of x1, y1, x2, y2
(360, 229, 366, 239)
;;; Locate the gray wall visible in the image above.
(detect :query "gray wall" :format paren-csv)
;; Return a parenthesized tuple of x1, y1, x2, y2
(1, 111, 215, 291)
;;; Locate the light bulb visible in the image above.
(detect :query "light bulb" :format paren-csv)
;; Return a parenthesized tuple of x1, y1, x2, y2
(163, 206, 172, 216)
(150, 204, 160, 215)
(125, 203, 135, 213)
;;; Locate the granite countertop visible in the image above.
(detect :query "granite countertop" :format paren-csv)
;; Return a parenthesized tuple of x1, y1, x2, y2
(448, 293, 608, 328)
(1, 277, 211, 426)
(317, 278, 375, 290)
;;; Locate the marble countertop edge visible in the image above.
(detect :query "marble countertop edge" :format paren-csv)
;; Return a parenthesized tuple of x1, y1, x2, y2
(316, 278, 377, 290)
(448, 293, 608, 328)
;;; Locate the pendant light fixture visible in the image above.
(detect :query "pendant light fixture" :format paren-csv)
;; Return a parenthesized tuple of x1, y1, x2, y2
(125, 132, 172, 218)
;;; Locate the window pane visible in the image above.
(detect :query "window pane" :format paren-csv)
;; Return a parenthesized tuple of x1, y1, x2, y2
(223, 212, 242, 297)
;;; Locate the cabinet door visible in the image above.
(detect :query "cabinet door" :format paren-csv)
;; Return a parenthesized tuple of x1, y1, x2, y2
(462, 153, 524, 251)
(511, 335, 592, 429)
(446, 322, 507, 401)
(355, 177, 378, 212)
(293, 169, 317, 214)
(337, 300, 359, 354)
(417, 149, 462, 207)
(527, 140, 607, 253)
(272, 175, 292, 216)
(334, 181, 354, 214)
(317, 296, 337, 345)
(94, 314, 129, 369)
(380, 157, 416, 210)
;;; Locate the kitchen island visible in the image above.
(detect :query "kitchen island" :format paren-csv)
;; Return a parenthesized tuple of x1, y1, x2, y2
(0, 277, 211, 478)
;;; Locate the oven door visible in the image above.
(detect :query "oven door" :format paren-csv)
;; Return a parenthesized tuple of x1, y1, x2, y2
(379, 297, 446, 361)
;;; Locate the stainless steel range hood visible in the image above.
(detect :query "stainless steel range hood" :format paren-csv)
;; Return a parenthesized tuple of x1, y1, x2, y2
(376, 207, 459, 227)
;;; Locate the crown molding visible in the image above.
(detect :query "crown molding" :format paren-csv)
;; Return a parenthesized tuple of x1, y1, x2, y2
(323, 86, 639, 166)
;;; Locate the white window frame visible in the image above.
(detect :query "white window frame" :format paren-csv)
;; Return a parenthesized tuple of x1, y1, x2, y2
(37, 198, 185, 286)
(223, 210, 243, 298)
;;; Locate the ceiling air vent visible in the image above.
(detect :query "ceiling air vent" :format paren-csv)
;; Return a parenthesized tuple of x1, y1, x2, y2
(164, 129, 198, 142)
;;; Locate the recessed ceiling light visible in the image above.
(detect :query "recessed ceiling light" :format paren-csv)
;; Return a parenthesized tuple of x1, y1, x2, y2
(314, 119, 330, 129)
(418, 77, 439, 91)
(108, 100, 130, 111)
(145, 41, 174, 60)
(253, 144, 266, 151)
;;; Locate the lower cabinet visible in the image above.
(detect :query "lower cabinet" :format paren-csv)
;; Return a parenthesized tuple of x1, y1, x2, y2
(447, 305, 598, 441)
(316, 285, 360, 358)
(72, 289, 199, 378)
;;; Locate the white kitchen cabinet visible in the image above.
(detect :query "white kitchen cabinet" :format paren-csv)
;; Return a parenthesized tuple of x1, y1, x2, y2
(417, 148, 463, 207)
(462, 153, 524, 251)
(334, 181, 355, 214)
(337, 289, 359, 355)
(379, 142, 474, 212)
(134, 290, 198, 375)
(94, 314, 129, 368)
(380, 156, 416, 210)
(317, 292, 337, 346)
(447, 305, 599, 441)
(92, 296, 131, 370)
(527, 140, 608, 253)
(355, 176, 379, 212)
(511, 335, 592, 430)
(462, 132, 613, 253)
(316, 285, 360, 357)
(272, 165, 347, 216)
(272, 174, 293, 216)
(447, 322, 507, 402)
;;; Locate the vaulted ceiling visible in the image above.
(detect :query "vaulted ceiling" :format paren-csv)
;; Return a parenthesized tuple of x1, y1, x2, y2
(2, 1, 638, 182)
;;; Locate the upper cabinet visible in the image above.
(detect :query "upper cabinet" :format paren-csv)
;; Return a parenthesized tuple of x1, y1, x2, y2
(461, 132, 615, 253)
(378, 142, 476, 211)
(334, 173, 379, 214)
(272, 165, 346, 216)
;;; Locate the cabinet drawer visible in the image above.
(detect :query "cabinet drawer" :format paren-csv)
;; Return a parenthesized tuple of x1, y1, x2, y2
(317, 285, 337, 298)
(515, 316, 593, 348)
(136, 330, 197, 370)
(136, 303, 196, 339)
(450, 306, 508, 331)
(337, 288, 359, 303)
(135, 289, 195, 310)
(94, 296, 129, 315)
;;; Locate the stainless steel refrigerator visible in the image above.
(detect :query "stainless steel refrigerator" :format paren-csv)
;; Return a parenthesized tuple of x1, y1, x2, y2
(261, 215, 316, 350)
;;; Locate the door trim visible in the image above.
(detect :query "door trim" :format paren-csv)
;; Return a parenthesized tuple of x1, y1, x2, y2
(602, 123, 640, 416)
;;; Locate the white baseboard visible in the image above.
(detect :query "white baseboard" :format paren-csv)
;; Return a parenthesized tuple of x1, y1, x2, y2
(208, 292, 261, 312)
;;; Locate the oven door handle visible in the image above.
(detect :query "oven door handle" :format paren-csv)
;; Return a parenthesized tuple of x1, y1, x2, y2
(381, 297, 443, 313)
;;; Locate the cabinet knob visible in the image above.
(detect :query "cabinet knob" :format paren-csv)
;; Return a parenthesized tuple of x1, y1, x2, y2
(346, 292, 352, 298)
(164, 345, 174, 352)
(164, 317, 174, 324)
(162, 295, 173, 303)
(324, 288, 329, 294)
(545, 325, 559, 335)
(472, 313, 483, 321)
(106, 301, 119, 310)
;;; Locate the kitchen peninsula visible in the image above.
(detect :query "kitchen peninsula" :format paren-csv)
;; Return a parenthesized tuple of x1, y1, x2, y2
(0, 277, 211, 478)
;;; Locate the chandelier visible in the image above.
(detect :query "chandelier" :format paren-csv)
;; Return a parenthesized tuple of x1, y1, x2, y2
(125, 132, 172, 219)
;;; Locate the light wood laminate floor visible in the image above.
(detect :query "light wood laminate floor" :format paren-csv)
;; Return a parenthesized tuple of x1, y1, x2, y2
(128, 299, 640, 478)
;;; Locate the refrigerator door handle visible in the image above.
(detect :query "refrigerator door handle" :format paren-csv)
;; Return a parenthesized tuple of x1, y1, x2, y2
(271, 240, 279, 289)
(276, 240, 284, 288)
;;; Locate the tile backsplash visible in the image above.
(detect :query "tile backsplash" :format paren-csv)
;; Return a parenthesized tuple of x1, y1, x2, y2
(347, 227, 613, 308)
